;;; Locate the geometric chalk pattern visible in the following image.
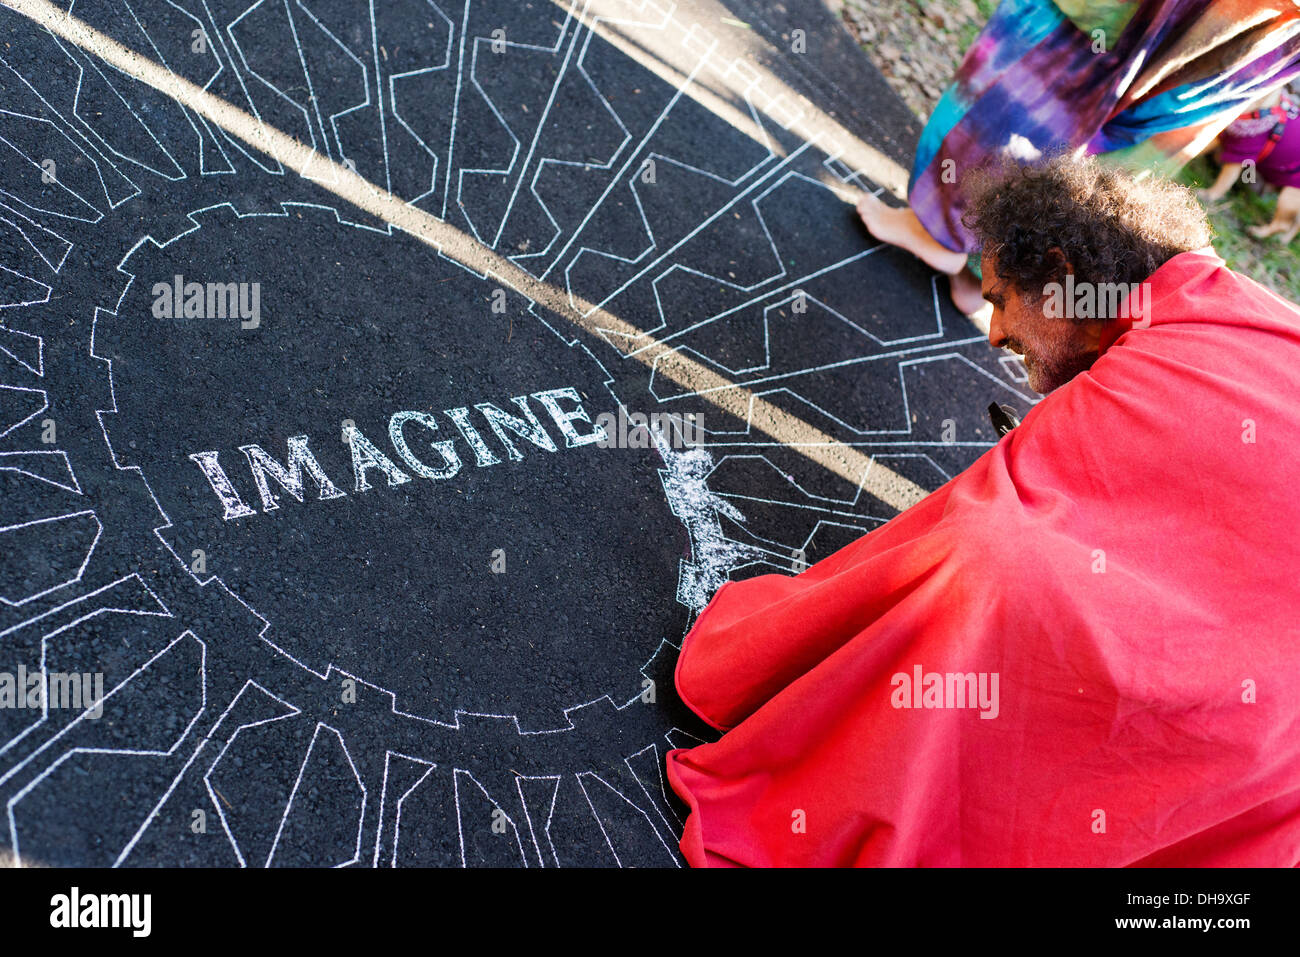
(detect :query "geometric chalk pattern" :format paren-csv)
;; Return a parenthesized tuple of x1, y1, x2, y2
(0, 0, 1035, 866)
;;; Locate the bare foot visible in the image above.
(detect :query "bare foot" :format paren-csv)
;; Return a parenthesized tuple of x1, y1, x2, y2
(950, 267, 991, 325)
(855, 192, 967, 275)
(1249, 222, 1283, 239)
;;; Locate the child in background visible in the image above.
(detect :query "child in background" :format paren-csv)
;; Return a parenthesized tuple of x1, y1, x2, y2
(1199, 87, 1300, 245)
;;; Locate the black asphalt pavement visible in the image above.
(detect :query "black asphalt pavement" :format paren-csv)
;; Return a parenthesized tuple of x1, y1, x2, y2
(0, 0, 1035, 866)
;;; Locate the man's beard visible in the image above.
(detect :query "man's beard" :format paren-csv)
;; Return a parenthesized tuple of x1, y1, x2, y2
(1012, 340, 1099, 394)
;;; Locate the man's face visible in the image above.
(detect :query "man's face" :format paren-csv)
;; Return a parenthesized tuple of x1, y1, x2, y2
(980, 251, 1105, 394)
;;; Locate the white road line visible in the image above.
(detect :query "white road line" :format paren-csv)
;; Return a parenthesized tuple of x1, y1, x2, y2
(1, 0, 930, 512)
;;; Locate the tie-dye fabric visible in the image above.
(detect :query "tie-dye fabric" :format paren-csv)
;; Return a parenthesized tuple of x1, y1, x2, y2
(909, 0, 1300, 253)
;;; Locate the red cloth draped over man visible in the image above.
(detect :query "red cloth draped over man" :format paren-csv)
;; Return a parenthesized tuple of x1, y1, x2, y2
(665, 155, 1300, 867)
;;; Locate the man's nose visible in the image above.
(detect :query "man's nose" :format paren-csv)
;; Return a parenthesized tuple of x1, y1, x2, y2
(987, 310, 1007, 350)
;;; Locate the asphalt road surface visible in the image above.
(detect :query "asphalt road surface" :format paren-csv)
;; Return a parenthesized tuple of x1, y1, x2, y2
(0, 0, 1036, 866)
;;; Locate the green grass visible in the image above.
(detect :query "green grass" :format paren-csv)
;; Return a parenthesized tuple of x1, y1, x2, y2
(1178, 156, 1300, 303)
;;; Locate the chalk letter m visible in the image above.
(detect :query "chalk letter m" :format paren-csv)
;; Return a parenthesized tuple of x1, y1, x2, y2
(239, 435, 346, 512)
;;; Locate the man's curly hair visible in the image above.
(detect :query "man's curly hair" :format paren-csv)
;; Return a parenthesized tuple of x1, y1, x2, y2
(962, 154, 1212, 318)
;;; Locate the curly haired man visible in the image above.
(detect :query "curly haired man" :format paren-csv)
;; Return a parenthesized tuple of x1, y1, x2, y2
(666, 155, 1300, 867)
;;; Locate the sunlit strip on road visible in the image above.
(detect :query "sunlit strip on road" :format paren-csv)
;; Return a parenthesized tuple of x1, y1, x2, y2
(559, 0, 913, 197)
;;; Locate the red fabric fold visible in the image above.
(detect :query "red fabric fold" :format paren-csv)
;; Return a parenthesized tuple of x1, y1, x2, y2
(666, 250, 1300, 866)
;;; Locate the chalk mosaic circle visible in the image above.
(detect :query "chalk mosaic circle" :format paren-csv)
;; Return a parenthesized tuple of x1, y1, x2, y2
(98, 201, 694, 729)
